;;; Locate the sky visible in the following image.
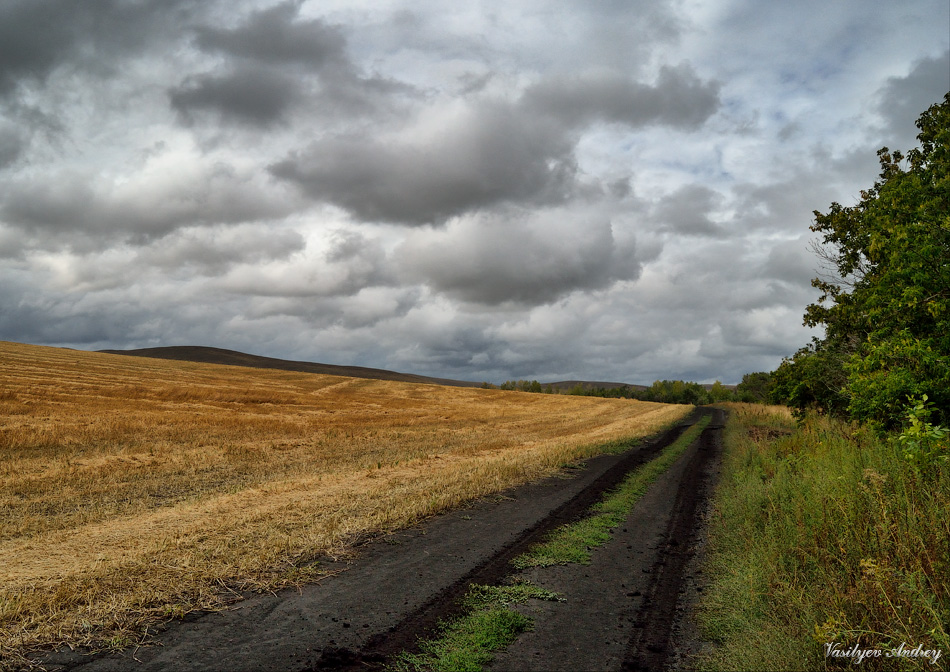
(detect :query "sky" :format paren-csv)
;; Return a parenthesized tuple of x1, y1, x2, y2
(0, 0, 948, 385)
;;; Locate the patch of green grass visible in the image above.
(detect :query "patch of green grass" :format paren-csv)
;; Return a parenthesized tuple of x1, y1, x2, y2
(513, 414, 712, 568)
(389, 582, 562, 672)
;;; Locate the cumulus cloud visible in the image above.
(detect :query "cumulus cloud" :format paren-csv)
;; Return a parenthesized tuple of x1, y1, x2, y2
(521, 65, 721, 130)
(270, 102, 576, 224)
(397, 209, 640, 305)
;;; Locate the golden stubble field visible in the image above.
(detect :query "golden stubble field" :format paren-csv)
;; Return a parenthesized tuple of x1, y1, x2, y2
(0, 340, 689, 665)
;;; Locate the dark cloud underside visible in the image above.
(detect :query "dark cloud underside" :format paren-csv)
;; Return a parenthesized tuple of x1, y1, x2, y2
(194, 1, 347, 67)
(170, 66, 301, 126)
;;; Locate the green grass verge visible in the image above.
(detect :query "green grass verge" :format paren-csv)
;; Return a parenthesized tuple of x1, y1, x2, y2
(694, 404, 949, 671)
(388, 582, 563, 672)
(512, 414, 712, 569)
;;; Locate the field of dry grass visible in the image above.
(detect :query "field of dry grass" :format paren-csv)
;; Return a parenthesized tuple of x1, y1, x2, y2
(0, 341, 689, 666)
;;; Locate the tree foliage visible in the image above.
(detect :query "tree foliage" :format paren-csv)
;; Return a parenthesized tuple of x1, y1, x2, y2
(775, 92, 950, 429)
(735, 371, 773, 403)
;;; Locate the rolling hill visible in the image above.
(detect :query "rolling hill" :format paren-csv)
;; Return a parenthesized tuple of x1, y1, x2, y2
(99, 345, 484, 388)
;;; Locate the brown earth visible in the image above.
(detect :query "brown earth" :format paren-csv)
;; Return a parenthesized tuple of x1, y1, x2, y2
(36, 408, 722, 672)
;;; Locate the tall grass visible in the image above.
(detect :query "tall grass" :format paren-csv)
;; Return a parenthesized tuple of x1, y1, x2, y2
(697, 403, 949, 671)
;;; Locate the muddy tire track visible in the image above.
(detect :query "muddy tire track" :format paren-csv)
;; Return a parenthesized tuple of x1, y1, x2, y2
(622, 408, 723, 671)
(312, 408, 720, 671)
(309, 411, 704, 671)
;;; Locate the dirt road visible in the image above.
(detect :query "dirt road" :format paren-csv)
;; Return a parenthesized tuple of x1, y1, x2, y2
(38, 408, 723, 672)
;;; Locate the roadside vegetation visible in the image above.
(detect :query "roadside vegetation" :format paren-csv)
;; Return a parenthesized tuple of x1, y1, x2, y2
(770, 93, 949, 431)
(696, 403, 948, 671)
(0, 340, 690, 669)
(696, 95, 950, 671)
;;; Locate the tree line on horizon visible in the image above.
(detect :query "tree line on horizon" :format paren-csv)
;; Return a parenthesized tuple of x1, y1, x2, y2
(484, 373, 771, 405)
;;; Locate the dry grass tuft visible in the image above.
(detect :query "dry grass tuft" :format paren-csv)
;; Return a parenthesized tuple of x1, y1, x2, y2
(0, 341, 689, 667)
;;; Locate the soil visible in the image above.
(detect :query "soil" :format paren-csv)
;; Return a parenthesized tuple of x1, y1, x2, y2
(36, 408, 722, 672)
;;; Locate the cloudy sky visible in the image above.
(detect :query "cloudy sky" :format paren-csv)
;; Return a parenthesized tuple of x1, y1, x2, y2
(1, 0, 947, 384)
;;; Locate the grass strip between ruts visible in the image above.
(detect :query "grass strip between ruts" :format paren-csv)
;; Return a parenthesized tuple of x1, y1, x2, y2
(387, 414, 712, 671)
(512, 413, 711, 568)
(388, 582, 563, 672)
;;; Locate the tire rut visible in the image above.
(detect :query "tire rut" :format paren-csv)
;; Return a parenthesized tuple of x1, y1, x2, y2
(312, 408, 714, 671)
(622, 407, 724, 671)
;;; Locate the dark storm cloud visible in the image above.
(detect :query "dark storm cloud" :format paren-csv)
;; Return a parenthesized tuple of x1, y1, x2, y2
(521, 65, 721, 130)
(271, 65, 720, 225)
(0, 0, 194, 95)
(875, 50, 950, 148)
(398, 214, 640, 305)
(169, 65, 301, 126)
(270, 104, 575, 225)
(760, 237, 815, 286)
(139, 225, 306, 276)
(0, 126, 24, 169)
(216, 229, 394, 300)
(172, 1, 411, 127)
(650, 185, 726, 237)
(194, 1, 347, 67)
(1, 165, 299, 248)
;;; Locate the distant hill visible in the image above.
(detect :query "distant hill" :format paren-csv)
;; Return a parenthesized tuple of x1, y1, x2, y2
(99, 346, 484, 388)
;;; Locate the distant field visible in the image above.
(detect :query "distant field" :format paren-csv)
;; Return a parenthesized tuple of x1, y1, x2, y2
(0, 341, 689, 665)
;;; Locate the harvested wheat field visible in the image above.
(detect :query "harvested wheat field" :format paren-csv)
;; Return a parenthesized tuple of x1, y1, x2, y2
(0, 340, 689, 666)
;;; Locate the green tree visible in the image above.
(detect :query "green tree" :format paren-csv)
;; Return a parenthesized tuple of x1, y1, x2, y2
(799, 92, 950, 429)
(736, 371, 772, 403)
(769, 339, 850, 415)
(708, 381, 734, 403)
